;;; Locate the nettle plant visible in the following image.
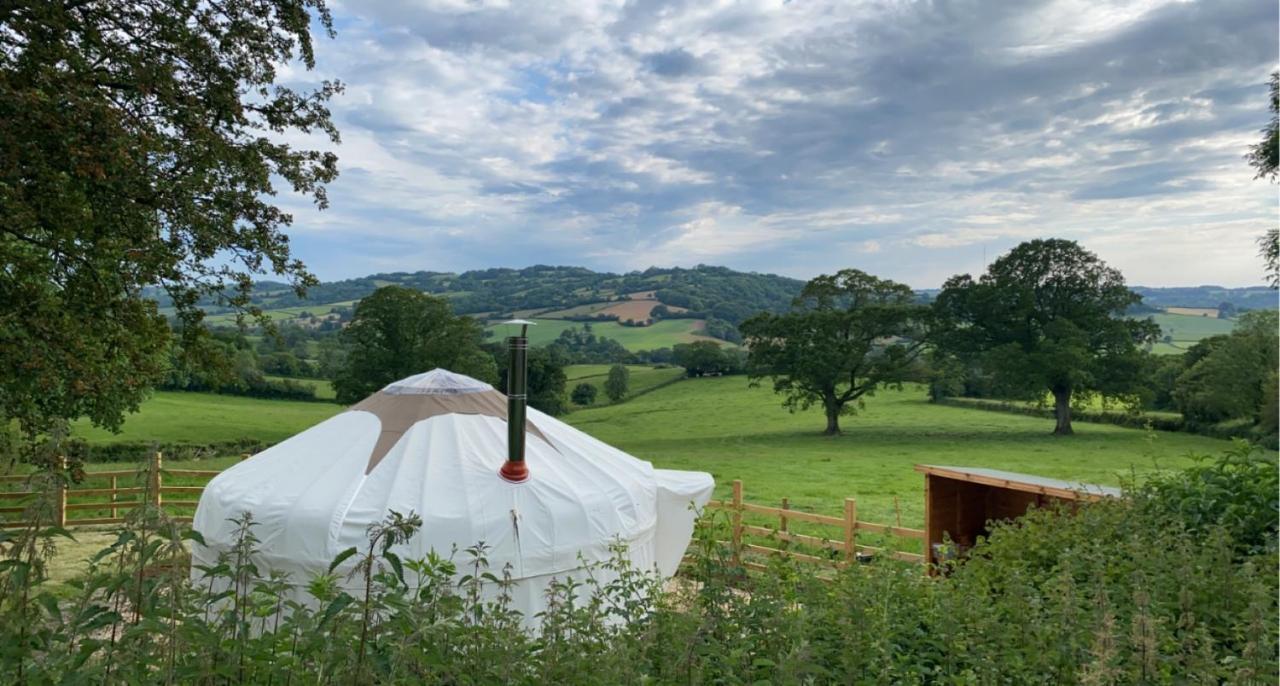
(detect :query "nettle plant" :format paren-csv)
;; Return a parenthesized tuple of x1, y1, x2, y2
(0, 448, 1276, 684)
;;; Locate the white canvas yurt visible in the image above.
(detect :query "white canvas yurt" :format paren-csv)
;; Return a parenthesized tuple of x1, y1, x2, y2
(191, 333, 713, 620)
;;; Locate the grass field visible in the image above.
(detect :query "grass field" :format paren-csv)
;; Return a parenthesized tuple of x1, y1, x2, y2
(485, 318, 720, 350)
(563, 364, 685, 407)
(70, 392, 341, 445)
(1144, 312, 1235, 353)
(202, 300, 358, 325)
(567, 377, 1235, 527)
(64, 379, 1240, 529)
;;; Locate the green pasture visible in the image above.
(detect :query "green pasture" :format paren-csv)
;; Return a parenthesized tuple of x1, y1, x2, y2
(567, 377, 1235, 528)
(563, 364, 685, 406)
(63, 378, 1243, 533)
(485, 318, 718, 350)
(1143, 312, 1235, 353)
(70, 392, 341, 445)
(202, 300, 358, 325)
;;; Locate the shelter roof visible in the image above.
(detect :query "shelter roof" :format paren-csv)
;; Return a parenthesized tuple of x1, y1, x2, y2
(914, 465, 1122, 501)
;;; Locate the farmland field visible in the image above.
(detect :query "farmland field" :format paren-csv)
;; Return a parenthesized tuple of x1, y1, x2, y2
(1144, 311, 1235, 353)
(70, 392, 341, 445)
(202, 300, 358, 325)
(65, 378, 1238, 529)
(542, 296, 691, 323)
(1163, 306, 1219, 317)
(485, 317, 719, 350)
(563, 364, 685, 406)
(567, 377, 1234, 527)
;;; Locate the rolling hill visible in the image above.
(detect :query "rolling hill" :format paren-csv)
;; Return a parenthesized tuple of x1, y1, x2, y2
(165, 265, 805, 326)
(161, 267, 1272, 355)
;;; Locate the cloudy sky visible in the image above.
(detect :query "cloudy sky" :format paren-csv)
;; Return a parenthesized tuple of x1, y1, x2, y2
(276, 0, 1278, 287)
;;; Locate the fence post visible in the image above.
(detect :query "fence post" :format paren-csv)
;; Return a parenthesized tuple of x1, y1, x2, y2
(731, 480, 743, 566)
(151, 451, 163, 511)
(55, 455, 67, 528)
(779, 497, 790, 534)
(110, 475, 118, 520)
(843, 498, 857, 565)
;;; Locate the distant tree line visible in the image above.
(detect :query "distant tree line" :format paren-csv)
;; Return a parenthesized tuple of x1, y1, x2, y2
(162, 264, 806, 329)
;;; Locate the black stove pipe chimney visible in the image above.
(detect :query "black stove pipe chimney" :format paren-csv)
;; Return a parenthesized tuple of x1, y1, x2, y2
(499, 321, 530, 483)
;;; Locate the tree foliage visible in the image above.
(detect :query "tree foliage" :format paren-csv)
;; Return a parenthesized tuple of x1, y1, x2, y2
(933, 239, 1157, 435)
(494, 345, 568, 417)
(741, 270, 926, 435)
(570, 383, 597, 406)
(0, 0, 340, 435)
(333, 287, 496, 404)
(604, 365, 630, 402)
(1247, 72, 1280, 287)
(672, 341, 742, 378)
(1173, 310, 1279, 425)
(547, 325, 630, 364)
(1245, 71, 1278, 182)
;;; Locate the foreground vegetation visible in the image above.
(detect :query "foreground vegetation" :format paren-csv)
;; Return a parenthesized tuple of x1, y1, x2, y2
(0, 447, 1273, 684)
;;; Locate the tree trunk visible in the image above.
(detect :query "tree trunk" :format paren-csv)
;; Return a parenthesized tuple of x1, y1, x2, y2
(823, 400, 842, 436)
(1052, 386, 1073, 436)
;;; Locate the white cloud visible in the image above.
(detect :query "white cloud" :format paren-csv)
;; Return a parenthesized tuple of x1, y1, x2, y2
(276, 0, 1278, 287)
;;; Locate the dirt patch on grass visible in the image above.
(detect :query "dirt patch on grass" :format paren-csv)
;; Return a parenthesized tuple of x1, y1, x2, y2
(599, 300, 660, 322)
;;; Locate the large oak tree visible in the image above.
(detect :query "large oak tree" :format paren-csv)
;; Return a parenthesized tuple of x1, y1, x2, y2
(741, 270, 927, 435)
(932, 239, 1157, 435)
(1246, 71, 1278, 287)
(333, 287, 497, 404)
(1, 1, 340, 439)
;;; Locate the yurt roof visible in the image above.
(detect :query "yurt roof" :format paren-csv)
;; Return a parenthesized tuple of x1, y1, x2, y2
(349, 369, 550, 473)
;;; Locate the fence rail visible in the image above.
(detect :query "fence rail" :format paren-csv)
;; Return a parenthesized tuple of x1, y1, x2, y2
(6, 465, 925, 572)
(0, 453, 234, 529)
(703, 480, 926, 571)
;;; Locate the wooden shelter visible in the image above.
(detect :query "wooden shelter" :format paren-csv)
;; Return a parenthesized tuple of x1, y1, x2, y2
(915, 465, 1122, 566)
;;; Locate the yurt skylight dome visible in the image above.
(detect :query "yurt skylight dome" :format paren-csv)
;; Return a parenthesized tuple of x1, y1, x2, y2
(381, 368, 495, 395)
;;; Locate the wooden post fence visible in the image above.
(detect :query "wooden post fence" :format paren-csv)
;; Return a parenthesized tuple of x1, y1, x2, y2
(55, 455, 67, 528)
(1, 453, 222, 529)
(702, 480, 927, 572)
(843, 498, 856, 564)
(152, 451, 163, 510)
(730, 480, 743, 566)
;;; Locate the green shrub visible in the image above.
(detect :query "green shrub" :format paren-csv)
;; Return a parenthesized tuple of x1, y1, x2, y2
(570, 382, 597, 406)
(1131, 441, 1278, 555)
